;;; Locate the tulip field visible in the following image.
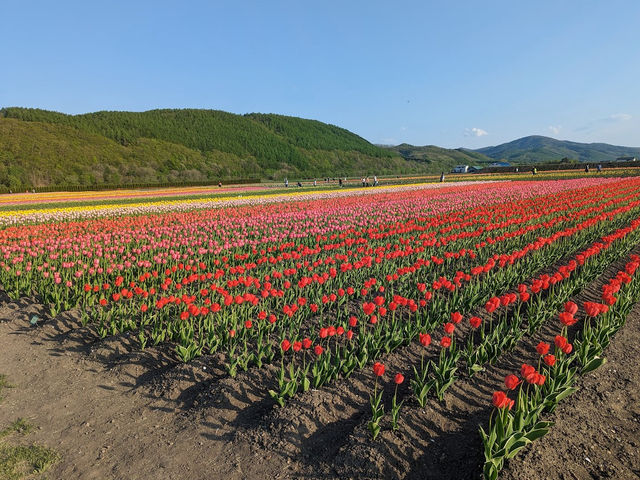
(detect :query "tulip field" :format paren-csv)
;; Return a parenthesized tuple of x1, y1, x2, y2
(2, 176, 640, 479)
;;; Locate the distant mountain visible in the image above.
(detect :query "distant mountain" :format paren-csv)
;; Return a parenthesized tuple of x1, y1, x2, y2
(475, 135, 640, 164)
(0, 108, 430, 189)
(382, 144, 494, 172)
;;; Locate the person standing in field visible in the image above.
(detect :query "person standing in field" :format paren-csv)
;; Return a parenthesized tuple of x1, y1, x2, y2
(440, 172, 445, 182)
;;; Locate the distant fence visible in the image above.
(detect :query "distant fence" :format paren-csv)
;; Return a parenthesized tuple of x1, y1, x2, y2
(0, 178, 261, 194)
(478, 161, 640, 174)
(2, 161, 638, 194)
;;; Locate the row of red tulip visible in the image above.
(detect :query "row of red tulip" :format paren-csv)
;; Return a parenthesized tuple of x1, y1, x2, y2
(481, 250, 640, 479)
(271, 186, 640, 404)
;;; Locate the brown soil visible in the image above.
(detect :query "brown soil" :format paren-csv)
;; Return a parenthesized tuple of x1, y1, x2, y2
(1, 254, 640, 480)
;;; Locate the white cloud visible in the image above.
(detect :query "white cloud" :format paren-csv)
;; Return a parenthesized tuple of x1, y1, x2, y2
(548, 125, 561, 135)
(464, 127, 488, 137)
(610, 113, 632, 121)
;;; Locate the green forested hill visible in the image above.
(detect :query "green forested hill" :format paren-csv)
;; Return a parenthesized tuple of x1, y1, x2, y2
(0, 117, 257, 188)
(475, 135, 640, 163)
(246, 113, 387, 156)
(0, 107, 424, 189)
(382, 144, 494, 171)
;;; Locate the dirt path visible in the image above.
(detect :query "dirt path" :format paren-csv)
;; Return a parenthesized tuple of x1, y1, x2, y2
(0, 302, 284, 480)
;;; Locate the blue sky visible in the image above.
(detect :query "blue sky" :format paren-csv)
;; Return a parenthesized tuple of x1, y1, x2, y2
(2, 1, 639, 148)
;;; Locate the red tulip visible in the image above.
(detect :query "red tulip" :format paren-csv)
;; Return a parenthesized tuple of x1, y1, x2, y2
(363, 302, 376, 316)
(521, 363, 536, 378)
(584, 301, 605, 317)
(554, 335, 567, 349)
(536, 342, 550, 356)
(525, 371, 543, 385)
(504, 374, 520, 390)
(373, 362, 385, 377)
(564, 301, 578, 315)
(485, 298, 499, 313)
(492, 391, 513, 409)
(394, 373, 404, 384)
(559, 312, 577, 326)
